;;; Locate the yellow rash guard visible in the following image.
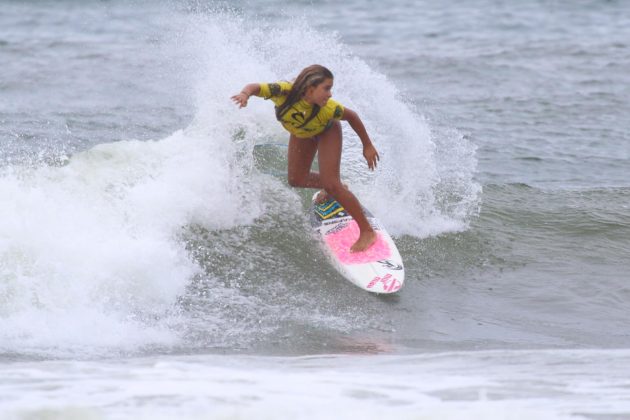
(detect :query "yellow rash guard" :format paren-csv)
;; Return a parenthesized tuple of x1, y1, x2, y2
(257, 81, 345, 139)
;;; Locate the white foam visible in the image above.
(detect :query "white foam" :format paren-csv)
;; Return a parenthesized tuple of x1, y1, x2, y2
(0, 129, 265, 355)
(4, 349, 629, 420)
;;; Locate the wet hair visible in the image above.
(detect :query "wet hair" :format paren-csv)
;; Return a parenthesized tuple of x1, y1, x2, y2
(275, 64, 333, 128)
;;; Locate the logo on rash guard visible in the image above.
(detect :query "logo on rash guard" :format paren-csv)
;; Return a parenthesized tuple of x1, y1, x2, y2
(269, 83, 282, 96)
(291, 112, 305, 124)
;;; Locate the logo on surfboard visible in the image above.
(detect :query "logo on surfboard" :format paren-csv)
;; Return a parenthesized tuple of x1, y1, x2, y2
(325, 222, 348, 235)
(367, 274, 401, 292)
(377, 260, 403, 270)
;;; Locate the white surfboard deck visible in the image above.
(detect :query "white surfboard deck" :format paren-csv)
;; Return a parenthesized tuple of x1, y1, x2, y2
(310, 192, 404, 294)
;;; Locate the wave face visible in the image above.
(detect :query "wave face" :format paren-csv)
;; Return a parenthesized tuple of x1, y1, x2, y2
(0, 7, 478, 358)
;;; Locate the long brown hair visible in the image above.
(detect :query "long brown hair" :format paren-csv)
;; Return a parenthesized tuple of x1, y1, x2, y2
(275, 64, 333, 127)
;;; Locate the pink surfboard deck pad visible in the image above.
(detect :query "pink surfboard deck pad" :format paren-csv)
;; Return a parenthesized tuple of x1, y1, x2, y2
(324, 220, 391, 264)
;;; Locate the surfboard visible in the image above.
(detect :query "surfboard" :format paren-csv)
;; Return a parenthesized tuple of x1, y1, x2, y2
(310, 192, 405, 294)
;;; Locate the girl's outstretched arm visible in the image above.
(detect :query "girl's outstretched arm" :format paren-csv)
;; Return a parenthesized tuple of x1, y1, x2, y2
(342, 108, 380, 170)
(231, 83, 261, 108)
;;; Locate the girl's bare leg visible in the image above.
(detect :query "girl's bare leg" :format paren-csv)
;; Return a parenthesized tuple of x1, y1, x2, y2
(287, 134, 320, 188)
(286, 133, 344, 201)
(317, 121, 376, 252)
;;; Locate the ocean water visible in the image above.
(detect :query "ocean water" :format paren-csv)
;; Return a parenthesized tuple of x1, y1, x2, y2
(1, 0, 629, 419)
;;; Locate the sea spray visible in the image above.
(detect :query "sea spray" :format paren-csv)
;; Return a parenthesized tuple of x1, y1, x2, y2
(177, 10, 479, 237)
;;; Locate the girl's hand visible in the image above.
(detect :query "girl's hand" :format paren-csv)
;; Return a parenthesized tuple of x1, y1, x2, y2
(363, 143, 380, 170)
(231, 92, 250, 108)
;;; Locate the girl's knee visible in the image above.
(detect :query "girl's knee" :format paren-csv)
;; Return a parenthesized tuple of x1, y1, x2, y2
(323, 180, 344, 195)
(287, 174, 304, 188)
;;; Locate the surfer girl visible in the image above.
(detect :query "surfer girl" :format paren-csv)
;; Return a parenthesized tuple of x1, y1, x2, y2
(231, 64, 379, 252)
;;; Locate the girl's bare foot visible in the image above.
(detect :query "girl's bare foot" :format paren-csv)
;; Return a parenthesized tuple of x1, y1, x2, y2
(350, 230, 377, 252)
